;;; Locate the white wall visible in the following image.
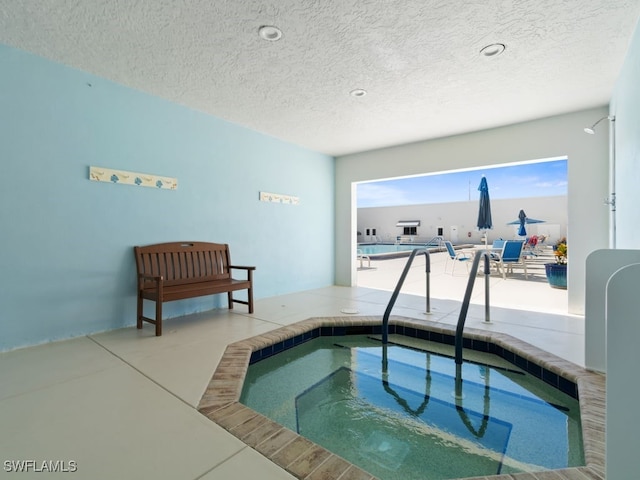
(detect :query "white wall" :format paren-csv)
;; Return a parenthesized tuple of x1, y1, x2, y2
(611, 18, 640, 249)
(604, 17, 640, 480)
(336, 108, 610, 315)
(585, 249, 640, 373)
(606, 263, 640, 479)
(358, 195, 567, 245)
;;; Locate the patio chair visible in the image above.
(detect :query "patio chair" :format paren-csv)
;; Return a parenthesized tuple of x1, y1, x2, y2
(356, 248, 370, 269)
(535, 234, 547, 253)
(444, 241, 472, 274)
(492, 239, 505, 250)
(522, 235, 539, 258)
(491, 240, 528, 279)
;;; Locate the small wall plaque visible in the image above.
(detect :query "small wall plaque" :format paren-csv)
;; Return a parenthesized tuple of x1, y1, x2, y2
(259, 191, 299, 205)
(89, 166, 177, 190)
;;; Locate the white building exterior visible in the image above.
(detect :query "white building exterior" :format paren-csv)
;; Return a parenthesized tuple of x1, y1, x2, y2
(336, 107, 610, 315)
(357, 195, 567, 245)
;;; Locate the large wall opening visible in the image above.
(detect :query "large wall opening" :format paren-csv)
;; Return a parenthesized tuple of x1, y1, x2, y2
(356, 157, 567, 246)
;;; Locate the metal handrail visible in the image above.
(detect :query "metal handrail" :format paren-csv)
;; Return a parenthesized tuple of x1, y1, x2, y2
(381, 347, 432, 415)
(426, 235, 444, 248)
(453, 251, 492, 401)
(382, 341, 492, 439)
(454, 365, 492, 436)
(381, 248, 430, 346)
(454, 250, 492, 365)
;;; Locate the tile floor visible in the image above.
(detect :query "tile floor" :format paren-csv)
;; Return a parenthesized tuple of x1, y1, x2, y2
(0, 250, 586, 479)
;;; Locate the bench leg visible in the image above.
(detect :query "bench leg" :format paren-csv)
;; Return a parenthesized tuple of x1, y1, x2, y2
(248, 286, 254, 314)
(137, 293, 143, 329)
(227, 292, 234, 310)
(155, 300, 162, 336)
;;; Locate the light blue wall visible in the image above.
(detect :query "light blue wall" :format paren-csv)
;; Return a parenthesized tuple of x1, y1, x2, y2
(0, 44, 335, 351)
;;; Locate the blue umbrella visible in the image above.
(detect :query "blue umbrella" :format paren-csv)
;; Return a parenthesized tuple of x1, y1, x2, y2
(477, 176, 493, 230)
(507, 210, 545, 237)
(517, 209, 527, 237)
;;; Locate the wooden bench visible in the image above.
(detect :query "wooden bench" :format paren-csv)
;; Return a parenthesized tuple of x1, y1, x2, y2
(134, 241, 255, 336)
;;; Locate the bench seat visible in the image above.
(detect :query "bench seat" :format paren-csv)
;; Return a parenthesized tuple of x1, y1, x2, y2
(134, 242, 255, 336)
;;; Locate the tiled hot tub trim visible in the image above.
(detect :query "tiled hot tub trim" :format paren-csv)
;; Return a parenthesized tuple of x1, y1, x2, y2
(198, 316, 605, 480)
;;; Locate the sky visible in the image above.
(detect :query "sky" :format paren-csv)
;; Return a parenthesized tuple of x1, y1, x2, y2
(357, 158, 567, 208)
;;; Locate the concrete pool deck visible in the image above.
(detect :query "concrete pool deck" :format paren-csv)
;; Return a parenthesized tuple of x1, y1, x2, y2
(356, 247, 580, 364)
(0, 247, 592, 479)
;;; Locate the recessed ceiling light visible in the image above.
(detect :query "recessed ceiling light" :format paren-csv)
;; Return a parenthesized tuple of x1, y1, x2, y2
(350, 89, 367, 97)
(258, 25, 282, 42)
(480, 43, 506, 57)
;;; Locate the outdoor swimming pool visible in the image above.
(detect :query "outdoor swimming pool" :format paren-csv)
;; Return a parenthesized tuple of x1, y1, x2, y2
(240, 335, 584, 480)
(358, 242, 439, 256)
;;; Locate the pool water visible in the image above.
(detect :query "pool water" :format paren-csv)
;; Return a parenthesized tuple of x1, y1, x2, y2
(240, 335, 584, 480)
(357, 243, 437, 255)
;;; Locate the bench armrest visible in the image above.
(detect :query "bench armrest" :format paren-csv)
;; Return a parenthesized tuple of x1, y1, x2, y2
(229, 265, 256, 271)
(138, 273, 164, 281)
(229, 265, 255, 282)
(137, 273, 164, 289)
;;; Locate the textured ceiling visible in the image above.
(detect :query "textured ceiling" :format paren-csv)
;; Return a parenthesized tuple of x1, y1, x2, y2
(1, 1, 639, 156)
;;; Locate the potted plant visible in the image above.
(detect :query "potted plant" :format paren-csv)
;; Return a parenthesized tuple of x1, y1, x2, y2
(545, 237, 567, 289)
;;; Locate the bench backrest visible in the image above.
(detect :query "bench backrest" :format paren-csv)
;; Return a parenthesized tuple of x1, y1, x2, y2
(134, 242, 232, 287)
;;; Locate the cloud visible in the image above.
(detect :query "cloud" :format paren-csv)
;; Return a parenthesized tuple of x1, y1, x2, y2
(534, 180, 568, 188)
(357, 183, 412, 207)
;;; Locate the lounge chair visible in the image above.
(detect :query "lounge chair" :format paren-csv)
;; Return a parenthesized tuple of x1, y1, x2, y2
(491, 240, 528, 279)
(444, 241, 472, 274)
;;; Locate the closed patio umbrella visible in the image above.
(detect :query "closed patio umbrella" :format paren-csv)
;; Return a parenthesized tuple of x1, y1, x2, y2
(477, 176, 492, 246)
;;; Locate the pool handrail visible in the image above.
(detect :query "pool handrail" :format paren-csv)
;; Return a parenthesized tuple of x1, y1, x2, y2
(381, 248, 431, 347)
(454, 251, 492, 366)
(381, 348, 432, 416)
(381, 327, 493, 439)
(454, 365, 492, 437)
(426, 235, 444, 249)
